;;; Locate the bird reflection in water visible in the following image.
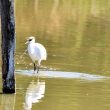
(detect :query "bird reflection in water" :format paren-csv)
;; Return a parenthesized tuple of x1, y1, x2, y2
(24, 79, 45, 110)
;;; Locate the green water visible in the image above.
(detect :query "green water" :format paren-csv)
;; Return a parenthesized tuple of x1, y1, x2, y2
(1, 0, 110, 110)
(15, 0, 110, 75)
(0, 75, 110, 110)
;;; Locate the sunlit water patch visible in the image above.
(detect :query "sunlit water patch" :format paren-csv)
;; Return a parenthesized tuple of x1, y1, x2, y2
(16, 70, 108, 81)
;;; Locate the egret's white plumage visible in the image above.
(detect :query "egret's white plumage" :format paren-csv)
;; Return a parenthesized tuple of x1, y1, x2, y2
(26, 36, 47, 72)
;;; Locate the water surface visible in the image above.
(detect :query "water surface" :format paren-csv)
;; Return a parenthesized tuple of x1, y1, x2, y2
(0, 72, 110, 110)
(1, 0, 110, 110)
(15, 0, 110, 75)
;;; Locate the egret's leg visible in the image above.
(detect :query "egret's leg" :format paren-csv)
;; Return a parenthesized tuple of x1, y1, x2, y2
(34, 63, 36, 71)
(37, 66, 39, 73)
(37, 60, 41, 73)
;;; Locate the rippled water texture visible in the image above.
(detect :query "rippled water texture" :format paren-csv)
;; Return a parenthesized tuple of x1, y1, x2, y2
(15, 0, 110, 75)
(1, 73, 110, 110)
(1, 0, 110, 110)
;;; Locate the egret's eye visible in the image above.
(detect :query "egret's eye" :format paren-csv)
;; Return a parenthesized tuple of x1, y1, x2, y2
(29, 39, 32, 41)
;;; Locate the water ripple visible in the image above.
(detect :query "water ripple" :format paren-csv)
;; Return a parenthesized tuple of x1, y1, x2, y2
(16, 70, 108, 81)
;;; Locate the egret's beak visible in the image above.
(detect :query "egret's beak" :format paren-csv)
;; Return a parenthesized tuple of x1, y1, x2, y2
(25, 41, 29, 44)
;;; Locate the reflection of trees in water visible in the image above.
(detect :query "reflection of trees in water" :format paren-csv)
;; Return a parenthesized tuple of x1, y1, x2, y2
(34, 0, 39, 15)
(24, 79, 45, 110)
(15, 0, 110, 42)
(1, 94, 16, 110)
(15, 0, 110, 44)
(15, 0, 110, 74)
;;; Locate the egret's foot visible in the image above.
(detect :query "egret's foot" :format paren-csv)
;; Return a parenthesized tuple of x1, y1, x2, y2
(33, 70, 39, 78)
(37, 65, 40, 73)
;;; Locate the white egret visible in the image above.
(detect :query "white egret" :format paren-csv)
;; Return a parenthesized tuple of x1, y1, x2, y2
(25, 36, 47, 73)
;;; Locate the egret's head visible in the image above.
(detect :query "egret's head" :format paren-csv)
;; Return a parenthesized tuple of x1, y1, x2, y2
(25, 36, 35, 44)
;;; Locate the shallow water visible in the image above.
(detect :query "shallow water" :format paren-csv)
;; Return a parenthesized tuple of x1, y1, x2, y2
(1, 0, 110, 110)
(1, 72, 110, 110)
(16, 70, 107, 80)
(15, 0, 110, 75)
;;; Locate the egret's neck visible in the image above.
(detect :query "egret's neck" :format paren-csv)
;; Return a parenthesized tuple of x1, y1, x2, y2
(28, 41, 35, 53)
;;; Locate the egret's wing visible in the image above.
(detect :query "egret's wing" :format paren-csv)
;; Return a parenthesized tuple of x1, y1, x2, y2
(33, 44, 41, 60)
(34, 43, 47, 60)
